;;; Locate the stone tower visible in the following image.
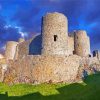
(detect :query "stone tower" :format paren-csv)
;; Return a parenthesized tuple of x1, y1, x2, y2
(5, 41, 18, 60)
(42, 12, 68, 55)
(14, 40, 30, 60)
(74, 30, 90, 57)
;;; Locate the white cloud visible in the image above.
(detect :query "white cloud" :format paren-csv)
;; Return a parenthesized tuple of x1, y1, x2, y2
(4, 25, 11, 29)
(19, 32, 28, 38)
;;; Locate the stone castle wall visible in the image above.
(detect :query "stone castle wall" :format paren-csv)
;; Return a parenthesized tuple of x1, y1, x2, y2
(42, 12, 69, 55)
(7, 55, 81, 84)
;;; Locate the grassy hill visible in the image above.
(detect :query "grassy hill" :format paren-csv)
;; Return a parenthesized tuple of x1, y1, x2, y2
(0, 73, 100, 100)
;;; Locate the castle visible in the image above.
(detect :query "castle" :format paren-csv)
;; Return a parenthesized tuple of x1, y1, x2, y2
(0, 12, 100, 84)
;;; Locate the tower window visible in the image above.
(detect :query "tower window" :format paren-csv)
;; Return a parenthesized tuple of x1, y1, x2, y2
(54, 35, 58, 41)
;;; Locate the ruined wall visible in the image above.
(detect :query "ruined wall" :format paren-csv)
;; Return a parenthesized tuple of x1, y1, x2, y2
(74, 30, 90, 57)
(5, 41, 18, 60)
(42, 12, 68, 55)
(7, 55, 81, 84)
(68, 36, 74, 55)
(93, 50, 100, 60)
(14, 40, 30, 60)
(77, 56, 100, 80)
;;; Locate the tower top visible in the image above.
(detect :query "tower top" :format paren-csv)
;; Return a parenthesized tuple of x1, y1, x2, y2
(43, 12, 68, 24)
(45, 12, 67, 17)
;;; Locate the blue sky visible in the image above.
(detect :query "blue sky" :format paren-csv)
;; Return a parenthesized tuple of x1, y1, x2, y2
(0, 0, 100, 53)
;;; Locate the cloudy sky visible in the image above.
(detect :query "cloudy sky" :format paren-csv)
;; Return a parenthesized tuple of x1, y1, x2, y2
(0, 0, 100, 53)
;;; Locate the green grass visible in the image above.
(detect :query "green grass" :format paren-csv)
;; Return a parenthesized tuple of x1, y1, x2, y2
(0, 73, 100, 100)
(0, 83, 66, 96)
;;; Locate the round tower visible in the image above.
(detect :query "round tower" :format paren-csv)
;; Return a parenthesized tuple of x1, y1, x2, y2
(5, 41, 18, 60)
(42, 12, 68, 55)
(74, 30, 90, 57)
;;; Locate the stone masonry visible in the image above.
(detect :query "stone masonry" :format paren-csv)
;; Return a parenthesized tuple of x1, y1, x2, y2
(42, 12, 68, 55)
(74, 30, 90, 57)
(0, 12, 100, 84)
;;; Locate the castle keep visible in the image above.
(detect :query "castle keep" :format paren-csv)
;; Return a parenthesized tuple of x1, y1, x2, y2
(0, 12, 100, 84)
(42, 13, 68, 55)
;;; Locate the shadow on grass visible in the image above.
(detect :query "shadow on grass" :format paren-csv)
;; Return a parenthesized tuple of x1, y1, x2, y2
(1, 73, 100, 100)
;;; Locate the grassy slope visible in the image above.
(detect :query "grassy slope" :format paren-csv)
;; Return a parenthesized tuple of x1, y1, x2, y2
(0, 73, 100, 100)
